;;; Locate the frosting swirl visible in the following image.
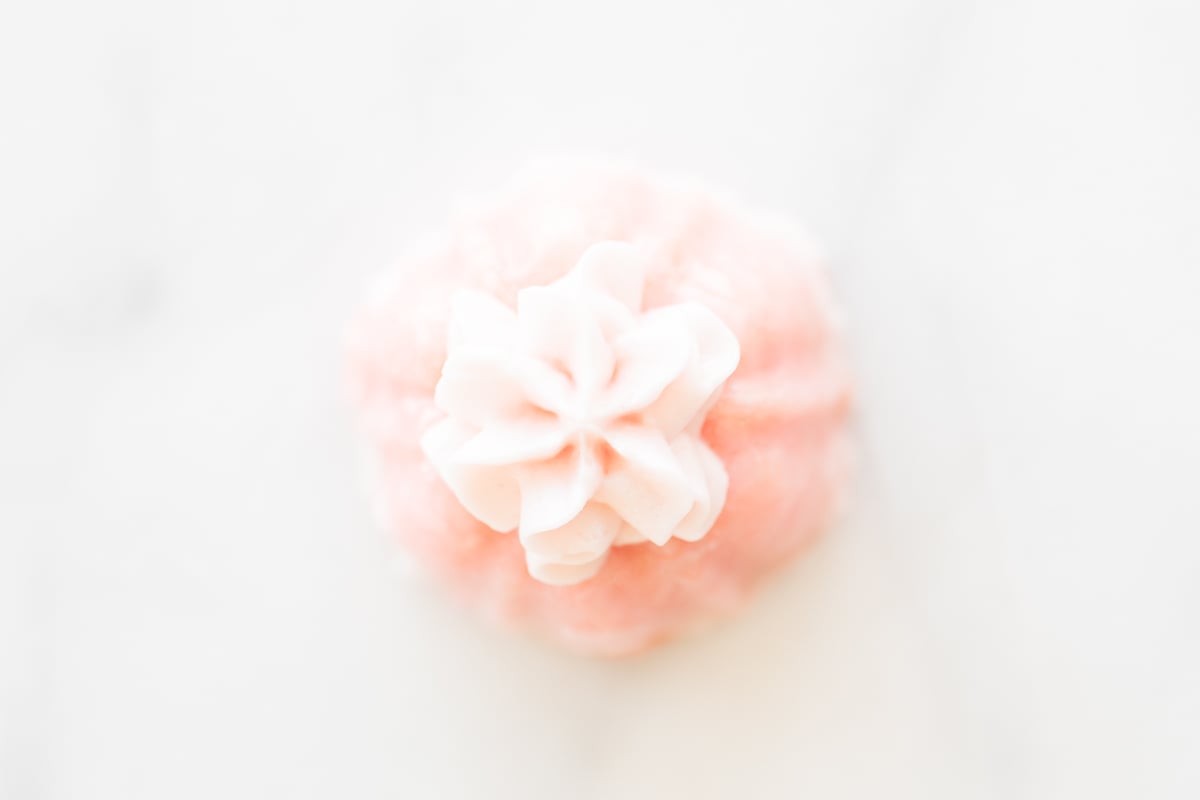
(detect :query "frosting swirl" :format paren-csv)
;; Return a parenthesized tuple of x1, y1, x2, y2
(421, 241, 740, 585)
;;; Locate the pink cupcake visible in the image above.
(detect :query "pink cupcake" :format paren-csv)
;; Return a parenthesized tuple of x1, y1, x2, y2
(348, 161, 850, 656)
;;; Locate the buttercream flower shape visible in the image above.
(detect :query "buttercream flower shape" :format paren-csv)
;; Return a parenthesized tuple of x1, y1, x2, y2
(421, 241, 740, 585)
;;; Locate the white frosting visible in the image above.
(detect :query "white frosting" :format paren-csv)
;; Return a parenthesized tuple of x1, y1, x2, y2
(421, 242, 740, 585)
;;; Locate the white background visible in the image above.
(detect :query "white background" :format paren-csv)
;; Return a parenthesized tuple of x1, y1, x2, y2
(2, 0, 1198, 797)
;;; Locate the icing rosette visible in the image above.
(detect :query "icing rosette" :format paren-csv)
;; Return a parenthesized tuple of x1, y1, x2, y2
(421, 242, 739, 585)
(348, 161, 850, 655)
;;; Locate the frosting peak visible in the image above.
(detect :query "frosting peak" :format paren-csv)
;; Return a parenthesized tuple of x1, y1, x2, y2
(421, 242, 740, 585)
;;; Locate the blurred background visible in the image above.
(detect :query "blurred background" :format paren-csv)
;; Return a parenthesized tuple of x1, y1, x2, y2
(2, 0, 1198, 797)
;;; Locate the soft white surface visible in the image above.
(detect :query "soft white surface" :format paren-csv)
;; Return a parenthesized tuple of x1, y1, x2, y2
(2, 0, 1198, 797)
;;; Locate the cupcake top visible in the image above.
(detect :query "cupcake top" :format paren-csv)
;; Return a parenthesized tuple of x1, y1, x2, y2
(348, 160, 850, 655)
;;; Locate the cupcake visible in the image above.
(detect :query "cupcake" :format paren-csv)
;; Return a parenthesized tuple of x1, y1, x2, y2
(348, 161, 850, 655)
